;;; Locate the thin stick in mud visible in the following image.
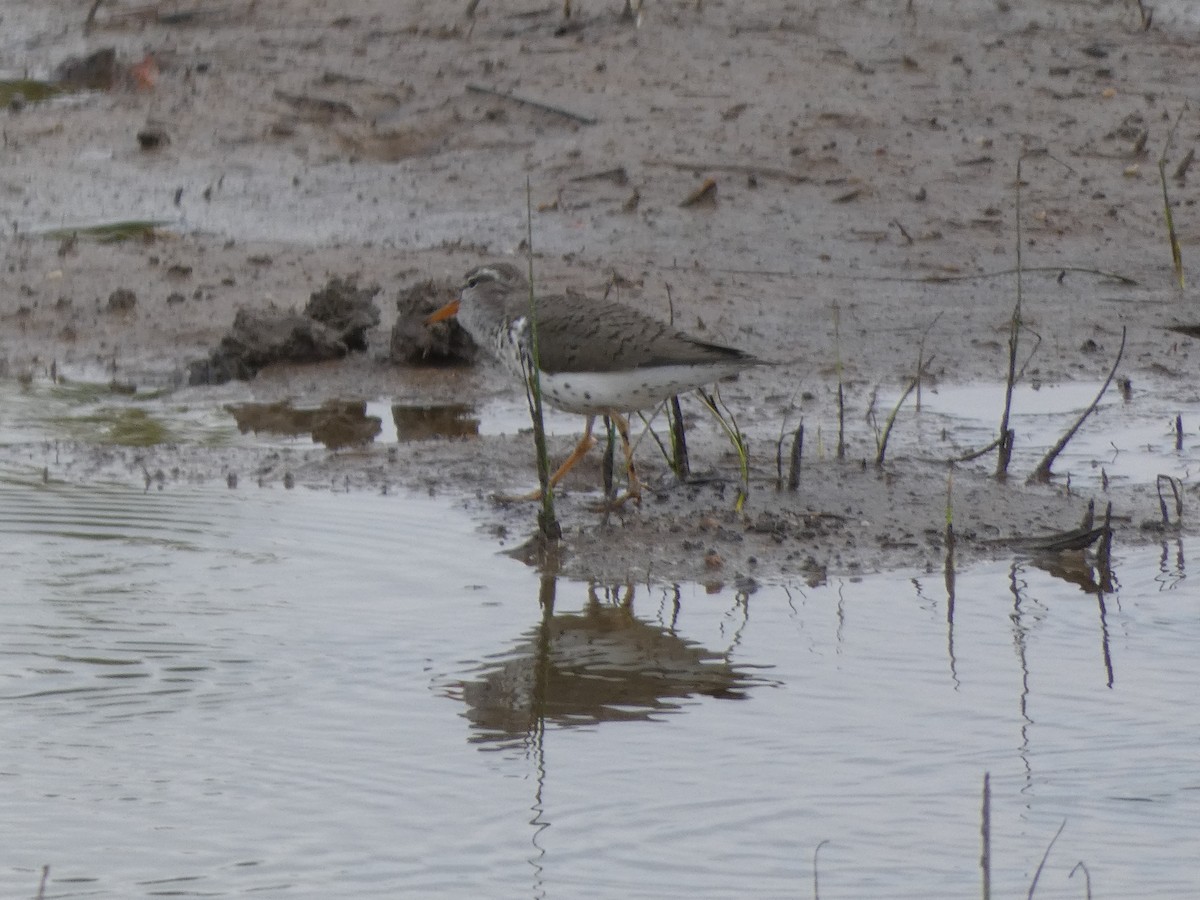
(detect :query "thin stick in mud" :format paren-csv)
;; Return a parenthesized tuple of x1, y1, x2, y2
(787, 422, 803, 491)
(466, 83, 597, 126)
(875, 376, 918, 468)
(523, 179, 560, 541)
(1158, 107, 1187, 290)
(1028, 327, 1126, 483)
(833, 303, 846, 460)
(996, 156, 1028, 477)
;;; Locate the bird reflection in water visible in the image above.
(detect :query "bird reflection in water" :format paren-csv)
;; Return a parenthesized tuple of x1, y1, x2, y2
(450, 576, 770, 749)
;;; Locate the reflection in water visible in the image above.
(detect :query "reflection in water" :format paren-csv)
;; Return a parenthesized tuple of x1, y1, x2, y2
(1028, 550, 1109, 595)
(944, 525, 959, 690)
(1007, 561, 1036, 790)
(227, 399, 381, 449)
(225, 399, 481, 447)
(451, 579, 769, 750)
(1156, 538, 1186, 591)
(392, 403, 479, 441)
(447, 573, 773, 899)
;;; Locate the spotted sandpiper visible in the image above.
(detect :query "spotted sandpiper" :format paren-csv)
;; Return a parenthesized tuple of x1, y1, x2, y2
(426, 262, 765, 502)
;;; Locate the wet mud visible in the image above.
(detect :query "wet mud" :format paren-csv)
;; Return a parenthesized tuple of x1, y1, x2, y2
(3, 0, 1200, 583)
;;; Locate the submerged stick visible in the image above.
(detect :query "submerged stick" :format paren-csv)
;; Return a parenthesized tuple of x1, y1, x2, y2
(1029, 327, 1126, 483)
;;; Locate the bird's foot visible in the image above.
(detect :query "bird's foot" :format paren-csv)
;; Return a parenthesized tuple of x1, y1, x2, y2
(587, 487, 641, 513)
(492, 487, 544, 505)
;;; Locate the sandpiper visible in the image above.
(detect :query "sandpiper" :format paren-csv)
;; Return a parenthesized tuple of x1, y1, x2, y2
(427, 262, 764, 502)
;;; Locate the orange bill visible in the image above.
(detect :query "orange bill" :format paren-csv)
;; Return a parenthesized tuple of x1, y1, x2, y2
(424, 298, 460, 325)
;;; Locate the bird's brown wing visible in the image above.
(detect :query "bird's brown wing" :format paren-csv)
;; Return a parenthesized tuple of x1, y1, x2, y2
(531, 295, 756, 374)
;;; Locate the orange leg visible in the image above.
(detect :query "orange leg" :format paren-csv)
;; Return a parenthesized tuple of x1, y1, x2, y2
(548, 415, 598, 487)
(611, 412, 643, 504)
(495, 416, 597, 503)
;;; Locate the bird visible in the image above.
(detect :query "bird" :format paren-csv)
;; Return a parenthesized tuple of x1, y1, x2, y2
(426, 261, 765, 503)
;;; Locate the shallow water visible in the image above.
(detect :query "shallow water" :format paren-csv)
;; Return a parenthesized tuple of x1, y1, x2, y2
(2, 466, 1198, 898)
(900, 379, 1200, 490)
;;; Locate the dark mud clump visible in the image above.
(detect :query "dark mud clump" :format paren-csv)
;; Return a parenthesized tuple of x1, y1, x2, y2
(304, 276, 381, 352)
(55, 48, 119, 90)
(390, 278, 476, 365)
(189, 276, 381, 384)
(106, 287, 137, 312)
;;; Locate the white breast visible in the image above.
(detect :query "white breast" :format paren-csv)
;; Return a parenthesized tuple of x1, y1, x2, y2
(537, 363, 747, 414)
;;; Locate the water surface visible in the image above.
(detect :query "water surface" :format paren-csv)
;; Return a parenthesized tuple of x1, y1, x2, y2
(1, 469, 1198, 898)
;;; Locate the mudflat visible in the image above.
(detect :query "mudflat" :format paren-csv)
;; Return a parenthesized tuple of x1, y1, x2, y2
(2, 0, 1197, 583)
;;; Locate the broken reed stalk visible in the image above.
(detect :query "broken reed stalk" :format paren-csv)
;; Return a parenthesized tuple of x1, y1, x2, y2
(952, 433, 1004, 464)
(833, 304, 846, 460)
(875, 376, 919, 467)
(669, 395, 690, 478)
(997, 156, 1028, 477)
(915, 311, 943, 411)
(1029, 326, 1126, 483)
(1158, 107, 1186, 290)
(981, 772, 991, 900)
(1156, 474, 1183, 528)
(787, 422, 803, 491)
(523, 179, 560, 541)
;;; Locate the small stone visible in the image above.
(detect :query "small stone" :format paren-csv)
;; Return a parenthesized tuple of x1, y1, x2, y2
(106, 288, 137, 312)
(137, 123, 170, 150)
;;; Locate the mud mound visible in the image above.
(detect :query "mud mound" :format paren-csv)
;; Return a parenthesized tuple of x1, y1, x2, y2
(189, 276, 381, 384)
(390, 278, 476, 365)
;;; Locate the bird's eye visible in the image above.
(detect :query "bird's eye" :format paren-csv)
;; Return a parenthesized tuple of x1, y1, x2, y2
(466, 276, 479, 288)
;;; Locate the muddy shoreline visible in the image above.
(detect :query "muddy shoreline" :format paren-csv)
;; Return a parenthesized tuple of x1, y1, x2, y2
(2, 0, 1198, 583)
